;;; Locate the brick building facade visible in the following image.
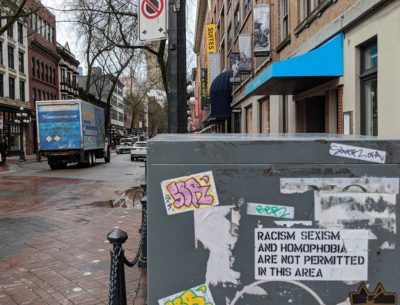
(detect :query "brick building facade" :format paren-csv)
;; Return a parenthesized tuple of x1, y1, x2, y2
(27, 0, 59, 154)
(194, 0, 400, 137)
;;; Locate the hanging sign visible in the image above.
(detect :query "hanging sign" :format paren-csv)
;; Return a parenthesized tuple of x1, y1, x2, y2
(253, 4, 271, 57)
(206, 24, 217, 53)
(239, 34, 252, 74)
(208, 52, 220, 91)
(229, 53, 241, 85)
(138, 0, 168, 41)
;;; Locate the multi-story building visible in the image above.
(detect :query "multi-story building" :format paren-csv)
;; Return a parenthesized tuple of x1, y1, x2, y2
(27, 0, 59, 154)
(57, 42, 79, 99)
(0, 14, 30, 155)
(79, 68, 125, 135)
(194, 0, 400, 137)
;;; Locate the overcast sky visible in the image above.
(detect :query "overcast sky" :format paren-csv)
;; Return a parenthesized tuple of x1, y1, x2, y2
(40, 0, 196, 76)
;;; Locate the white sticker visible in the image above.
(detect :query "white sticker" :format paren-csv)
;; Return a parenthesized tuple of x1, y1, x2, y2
(329, 143, 386, 163)
(158, 284, 215, 305)
(247, 202, 294, 219)
(255, 228, 368, 281)
(161, 171, 219, 215)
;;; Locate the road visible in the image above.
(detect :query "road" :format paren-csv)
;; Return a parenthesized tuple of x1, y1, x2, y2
(0, 153, 147, 305)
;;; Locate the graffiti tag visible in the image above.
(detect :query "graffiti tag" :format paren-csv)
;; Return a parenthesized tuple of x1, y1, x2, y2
(329, 143, 386, 164)
(247, 202, 294, 219)
(161, 171, 219, 215)
(158, 284, 215, 305)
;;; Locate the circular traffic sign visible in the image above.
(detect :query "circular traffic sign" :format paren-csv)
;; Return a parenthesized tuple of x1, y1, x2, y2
(141, 0, 164, 20)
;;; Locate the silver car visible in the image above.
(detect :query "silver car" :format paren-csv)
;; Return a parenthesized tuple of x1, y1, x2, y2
(130, 141, 147, 161)
(116, 138, 134, 154)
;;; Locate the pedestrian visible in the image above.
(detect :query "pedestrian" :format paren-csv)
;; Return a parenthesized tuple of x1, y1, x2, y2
(0, 137, 8, 165)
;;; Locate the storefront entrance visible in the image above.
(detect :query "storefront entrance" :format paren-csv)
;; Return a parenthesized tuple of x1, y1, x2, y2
(305, 96, 325, 133)
(0, 111, 22, 156)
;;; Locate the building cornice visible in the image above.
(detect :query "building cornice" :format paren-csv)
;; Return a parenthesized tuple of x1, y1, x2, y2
(193, 0, 208, 54)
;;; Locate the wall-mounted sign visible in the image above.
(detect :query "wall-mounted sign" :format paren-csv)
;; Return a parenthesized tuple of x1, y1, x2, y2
(138, 0, 168, 41)
(253, 4, 270, 57)
(239, 34, 252, 74)
(206, 24, 217, 53)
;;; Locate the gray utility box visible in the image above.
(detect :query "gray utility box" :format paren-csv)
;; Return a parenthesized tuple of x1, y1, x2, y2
(147, 134, 400, 305)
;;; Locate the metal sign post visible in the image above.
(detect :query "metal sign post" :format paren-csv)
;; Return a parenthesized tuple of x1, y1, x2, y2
(138, 0, 168, 41)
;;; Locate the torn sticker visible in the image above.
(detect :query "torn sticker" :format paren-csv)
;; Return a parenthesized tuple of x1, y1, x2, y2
(280, 177, 399, 194)
(247, 202, 294, 219)
(194, 206, 241, 287)
(161, 171, 219, 215)
(329, 143, 386, 163)
(158, 284, 215, 305)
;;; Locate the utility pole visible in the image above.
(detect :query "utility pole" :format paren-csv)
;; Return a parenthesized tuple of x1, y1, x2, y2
(167, 0, 187, 133)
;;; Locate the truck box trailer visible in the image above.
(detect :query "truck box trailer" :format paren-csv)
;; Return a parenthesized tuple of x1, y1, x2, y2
(36, 100, 110, 170)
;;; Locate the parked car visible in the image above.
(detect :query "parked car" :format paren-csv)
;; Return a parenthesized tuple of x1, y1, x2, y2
(130, 141, 147, 161)
(116, 138, 134, 154)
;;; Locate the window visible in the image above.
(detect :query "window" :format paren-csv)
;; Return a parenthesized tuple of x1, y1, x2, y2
(227, 23, 233, 50)
(234, 5, 240, 37)
(61, 68, 66, 83)
(34, 14, 38, 31)
(243, 0, 252, 17)
(360, 39, 378, 136)
(52, 68, 55, 84)
(38, 17, 42, 36)
(45, 65, 48, 82)
(280, 0, 289, 41)
(301, 0, 322, 20)
(19, 81, 25, 101)
(33, 88, 36, 101)
(9, 77, 15, 99)
(36, 59, 40, 79)
(18, 52, 24, 73)
(18, 22, 23, 44)
(0, 41, 3, 65)
(29, 14, 33, 29)
(32, 57, 35, 77)
(7, 23, 13, 38)
(0, 74, 3, 97)
(47, 25, 51, 41)
(41, 62, 44, 80)
(8, 46, 14, 69)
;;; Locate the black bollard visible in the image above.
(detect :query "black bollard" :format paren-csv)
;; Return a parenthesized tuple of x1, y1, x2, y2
(107, 229, 128, 305)
(138, 196, 147, 268)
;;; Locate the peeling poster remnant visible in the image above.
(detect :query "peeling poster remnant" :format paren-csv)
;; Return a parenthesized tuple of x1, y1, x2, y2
(314, 192, 397, 238)
(158, 284, 215, 305)
(329, 143, 387, 164)
(255, 228, 369, 281)
(161, 171, 219, 215)
(349, 283, 397, 305)
(194, 206, 241, 287)
(247, 202, 294, 219)
(280, 177, 399, 194)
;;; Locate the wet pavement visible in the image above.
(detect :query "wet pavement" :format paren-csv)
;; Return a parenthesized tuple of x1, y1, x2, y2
(0, 153, 147, 305)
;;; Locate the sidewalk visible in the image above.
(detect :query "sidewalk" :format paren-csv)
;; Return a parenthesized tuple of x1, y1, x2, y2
(0, 175, 147, 305)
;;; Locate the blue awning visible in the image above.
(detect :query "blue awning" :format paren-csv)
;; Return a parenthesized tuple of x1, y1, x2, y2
(209, 71, 232, 120)
(245, 33, 344, 96)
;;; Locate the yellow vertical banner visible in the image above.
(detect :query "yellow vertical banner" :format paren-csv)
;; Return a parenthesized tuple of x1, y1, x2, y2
(206, 24, 217, 54)
(205, 24, 217, 94)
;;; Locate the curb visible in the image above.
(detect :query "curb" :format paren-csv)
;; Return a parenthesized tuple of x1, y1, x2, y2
(0, 164, 20, 175)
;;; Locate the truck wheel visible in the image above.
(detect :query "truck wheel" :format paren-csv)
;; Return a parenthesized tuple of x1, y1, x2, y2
(88, 153, 94, 167)
(91, 152, 96, 166)
(104, 147, 111, 163)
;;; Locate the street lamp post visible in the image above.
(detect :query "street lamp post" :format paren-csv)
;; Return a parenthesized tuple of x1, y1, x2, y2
(14, 106, 31, 162)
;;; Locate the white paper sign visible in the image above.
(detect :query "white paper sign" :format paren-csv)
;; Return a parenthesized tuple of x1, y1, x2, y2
(138, 0, 168, 41)
(255, 228, 368, 281)
(247, 202, 294, 219)
(329, 143, 386, 163)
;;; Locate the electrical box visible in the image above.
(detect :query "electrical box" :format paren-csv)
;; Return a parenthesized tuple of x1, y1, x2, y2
(147, 134, 399, 305)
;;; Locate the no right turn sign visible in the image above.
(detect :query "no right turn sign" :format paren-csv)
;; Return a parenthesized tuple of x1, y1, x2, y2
(139, 0, 168, 41)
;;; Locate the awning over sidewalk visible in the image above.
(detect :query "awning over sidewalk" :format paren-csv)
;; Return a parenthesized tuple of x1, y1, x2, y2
(209, 71, 232, 121)
(245, 33, 344, 96)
